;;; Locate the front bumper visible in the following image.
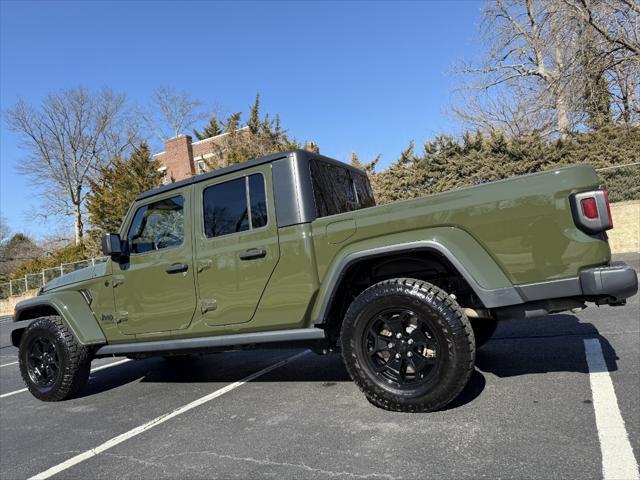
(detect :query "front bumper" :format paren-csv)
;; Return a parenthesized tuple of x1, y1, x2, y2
(579, 261, 638, 301)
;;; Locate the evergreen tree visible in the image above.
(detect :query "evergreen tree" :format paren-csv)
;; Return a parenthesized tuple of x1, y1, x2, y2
(86, 143, 163, 234)
(193, 116, 223, 140)
(224, 112, 242, 133)
(0, 233, 42, 281)
(247, 93, 261, 134)
(367, 125, 639, 205)
(203, 95, 318, 170)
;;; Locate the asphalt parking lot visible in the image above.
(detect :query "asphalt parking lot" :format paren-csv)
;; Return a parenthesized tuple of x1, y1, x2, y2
(1, 253, 638, 480)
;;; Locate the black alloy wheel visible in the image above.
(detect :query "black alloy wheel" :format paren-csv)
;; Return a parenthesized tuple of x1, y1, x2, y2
(362, 308, 440, 387)
(341, 278, 476, 412)
(19, 316, 91, 401)
(26, 336, 60, 388)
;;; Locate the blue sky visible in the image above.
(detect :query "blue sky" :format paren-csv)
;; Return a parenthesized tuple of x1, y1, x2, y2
(0, 0, 483, 238)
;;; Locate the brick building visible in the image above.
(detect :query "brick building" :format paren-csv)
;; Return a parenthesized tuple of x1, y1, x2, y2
(153, 128, 248, 183)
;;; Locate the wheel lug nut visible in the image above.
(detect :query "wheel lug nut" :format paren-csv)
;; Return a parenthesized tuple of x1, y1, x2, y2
(388, 342, 394, 349)
(407, 352, 413, 357)
(407, 339, 414, 345)
(395, 333, 402, 339)
(395, 353, 401, 359)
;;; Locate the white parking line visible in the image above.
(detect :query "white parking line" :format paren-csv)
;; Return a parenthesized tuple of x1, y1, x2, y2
(0, 388, 28, 398)
(0, 358, 131, 399)
(584, 338, 639, 480)
(28, 350, 309, 480)
(90, 358, 131, 373)
(0, 361, 19, 367)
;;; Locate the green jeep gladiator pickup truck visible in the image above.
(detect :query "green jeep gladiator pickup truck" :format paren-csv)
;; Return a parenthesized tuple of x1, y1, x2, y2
(10, 150, 638, 411)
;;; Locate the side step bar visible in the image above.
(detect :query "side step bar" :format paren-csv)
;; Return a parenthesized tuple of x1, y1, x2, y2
(95, 328, 326, 356)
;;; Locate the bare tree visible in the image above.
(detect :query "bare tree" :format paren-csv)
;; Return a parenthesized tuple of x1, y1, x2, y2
(5, 87, 135, 244)
(453, 0, 639, 137)
(140, 85, 206, 141)
(564, 0, 639, 55)
(454, 0, 582, 138)
(0, 217, 10, 245)
(452, 83, 557, 137)
(561, 0, 640, 124)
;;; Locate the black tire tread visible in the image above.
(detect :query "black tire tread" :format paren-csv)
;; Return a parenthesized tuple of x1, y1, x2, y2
(341, 278, 475, 412)
(19, 315, 91, 401)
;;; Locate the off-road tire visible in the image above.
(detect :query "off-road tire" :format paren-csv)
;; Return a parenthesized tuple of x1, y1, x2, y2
(341, 278, 475, 412)
(470, 318, 498, 348)
(19, 316, 91, 401)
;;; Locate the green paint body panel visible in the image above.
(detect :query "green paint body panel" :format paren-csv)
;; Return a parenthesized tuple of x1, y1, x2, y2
(191, 164, 280, 327)
(13, 162, 611, 347)
(312, 164, 609, 286)
(15, 291, 107, 345)
(113, 186, 198, 336)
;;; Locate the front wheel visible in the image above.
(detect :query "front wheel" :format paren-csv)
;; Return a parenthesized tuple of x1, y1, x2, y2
(341, 278, 475, 412)
(19, 316, 91, 401)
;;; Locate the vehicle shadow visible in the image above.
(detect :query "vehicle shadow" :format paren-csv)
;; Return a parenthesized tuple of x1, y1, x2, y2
(78, 313, 617, 409)
(475, 313, 618, 377)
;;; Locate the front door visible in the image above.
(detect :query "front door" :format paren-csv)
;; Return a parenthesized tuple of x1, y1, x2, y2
(115, 190, 197, 335)
(194, 166, 280, 326)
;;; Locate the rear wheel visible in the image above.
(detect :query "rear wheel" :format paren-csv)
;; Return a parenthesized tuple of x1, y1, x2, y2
(341, 278, 475, 412)
(19, 316, 91, 401)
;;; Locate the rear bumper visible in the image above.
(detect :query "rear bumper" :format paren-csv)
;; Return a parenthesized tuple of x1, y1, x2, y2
(579, 261, 638, 301)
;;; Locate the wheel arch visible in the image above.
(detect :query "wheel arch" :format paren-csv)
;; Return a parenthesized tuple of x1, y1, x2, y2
(12, 292, 106, 348)
(312, 230, 524, 330)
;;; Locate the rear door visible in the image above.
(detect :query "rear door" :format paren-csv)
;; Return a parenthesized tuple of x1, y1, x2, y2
(114, 189, 197, 335)
(193, 165, 280, 326)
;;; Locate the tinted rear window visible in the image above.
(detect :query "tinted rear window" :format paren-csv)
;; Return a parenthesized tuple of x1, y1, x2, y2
(309, 159, 375, 217)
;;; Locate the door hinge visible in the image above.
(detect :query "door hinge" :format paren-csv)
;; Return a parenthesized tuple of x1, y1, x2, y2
(201, 299, 217, 314)
(197, 259, 213, 273)
(116, 311, 128, 324)
(113, 275, 125, 287)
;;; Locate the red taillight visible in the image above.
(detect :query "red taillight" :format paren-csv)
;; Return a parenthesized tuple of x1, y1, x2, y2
(581, 197, 598, 219)
(571, 189, 613, 234)
(603, 189, 613, 228)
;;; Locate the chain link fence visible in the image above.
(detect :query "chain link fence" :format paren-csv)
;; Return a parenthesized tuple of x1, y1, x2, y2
(0, 257, 107, 300)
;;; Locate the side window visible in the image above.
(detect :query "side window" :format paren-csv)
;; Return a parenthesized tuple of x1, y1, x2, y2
(203, 178, 249, 238)
(249, 173, 267, 229)
(310, 160, 358, 217)
(203, 173, 268, 238)
(128, 196, 184, 254)
(353, 172, 376, 208)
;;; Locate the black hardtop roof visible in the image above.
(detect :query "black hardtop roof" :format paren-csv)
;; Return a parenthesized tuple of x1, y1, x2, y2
(136, 149, 363, 201)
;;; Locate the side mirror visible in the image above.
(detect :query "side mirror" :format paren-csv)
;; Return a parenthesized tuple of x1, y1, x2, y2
(101, 233, 122, 258)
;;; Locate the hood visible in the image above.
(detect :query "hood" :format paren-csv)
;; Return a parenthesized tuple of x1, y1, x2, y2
(41, 261, 109, 293)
